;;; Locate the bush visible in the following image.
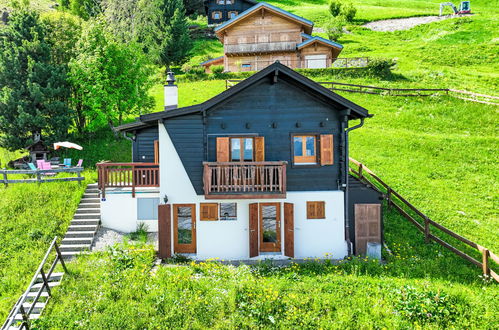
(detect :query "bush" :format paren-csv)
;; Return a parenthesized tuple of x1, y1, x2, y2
(366, 58, 396, 78)
(329, 0, 342, 17)
(211, 65, 224, 75)
(324, 16, 346, 41)
(340, 2, 357, 22)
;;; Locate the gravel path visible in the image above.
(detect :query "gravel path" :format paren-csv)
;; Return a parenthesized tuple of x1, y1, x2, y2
(363, 15, 457, 32)
(92, 227, 158, 251)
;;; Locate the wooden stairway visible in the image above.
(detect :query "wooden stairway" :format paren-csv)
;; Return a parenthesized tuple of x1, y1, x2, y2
(60, 183, 100, 258)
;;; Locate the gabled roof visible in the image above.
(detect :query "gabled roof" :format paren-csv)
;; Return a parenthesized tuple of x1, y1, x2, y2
(200, 56, 224, 66)
(297, 36, 344, 50)
(301, 33, 313, 40)
(214, 2, 314, 36)
(115, 62, 372, 132)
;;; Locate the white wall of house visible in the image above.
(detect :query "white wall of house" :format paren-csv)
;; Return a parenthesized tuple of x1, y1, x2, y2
(157, 123, 348, 260)
(101, 188, 160, 233)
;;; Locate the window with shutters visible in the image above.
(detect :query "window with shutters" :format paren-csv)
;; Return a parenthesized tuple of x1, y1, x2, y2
(212, 11, 222, 19)
(220, 203, 237, 221)
(307, 201, 325, 219)
(200, 203, 219, 221)
(230, 137, 254, 161)
(228, 11, 238, 19)
(293, 135, 317, 164)
(217, 136, 265, 162)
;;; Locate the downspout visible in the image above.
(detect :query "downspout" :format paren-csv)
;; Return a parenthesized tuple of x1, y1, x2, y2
(344, 116, 365, 256)
(122, 132, 136, 161)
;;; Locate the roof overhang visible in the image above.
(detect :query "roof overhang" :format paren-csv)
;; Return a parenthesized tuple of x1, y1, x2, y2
(297, 37, 344, 51)
(215, 2, 314, 38)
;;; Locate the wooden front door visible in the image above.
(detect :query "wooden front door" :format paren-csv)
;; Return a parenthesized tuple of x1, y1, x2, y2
(249, 203, 259, 258)
(354, 204, 381, 255)
(173, 204, 197, 254)
(259, 203, 281, 252)
(284, 203, 294, 258)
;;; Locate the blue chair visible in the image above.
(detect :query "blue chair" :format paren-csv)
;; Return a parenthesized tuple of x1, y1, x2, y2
(63, 158, 72, 167)
(28, 163, 37, 171)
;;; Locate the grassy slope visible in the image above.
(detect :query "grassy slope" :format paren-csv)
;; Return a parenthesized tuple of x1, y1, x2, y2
(0, 178, 93, 320)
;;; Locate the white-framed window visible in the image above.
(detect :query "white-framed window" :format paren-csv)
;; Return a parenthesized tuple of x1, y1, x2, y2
(228, 11, 238, 19)
(137, 198, 160, 220)
(212, 11, 222, 20)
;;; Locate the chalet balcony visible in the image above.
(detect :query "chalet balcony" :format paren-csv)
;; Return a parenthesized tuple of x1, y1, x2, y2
(225, 41, 297, 55)
(203, 162, 287, 199)
(97, 162, 159, 198)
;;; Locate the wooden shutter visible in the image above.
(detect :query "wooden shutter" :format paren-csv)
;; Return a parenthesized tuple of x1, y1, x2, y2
(216, 137, 230, 162)
(254, 136, 265, 162)
(307, 201, 325, 219)
(158, 204, 172, 259)
(154, 140, 159, 164)
(249, 203, 259, 258)
(200, 203, 218, 221)
(320, 134, 333, 165)
(354, 204, 381, 255)
(284, 203, 294, 258)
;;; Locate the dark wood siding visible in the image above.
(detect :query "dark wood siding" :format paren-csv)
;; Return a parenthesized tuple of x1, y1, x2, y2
(133, 126, 159, 163)
(205, 0, 255, 24)
(164, 114, 205, 195)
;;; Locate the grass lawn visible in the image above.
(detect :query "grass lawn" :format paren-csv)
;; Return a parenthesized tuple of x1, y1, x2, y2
(0, 177, 93, 320)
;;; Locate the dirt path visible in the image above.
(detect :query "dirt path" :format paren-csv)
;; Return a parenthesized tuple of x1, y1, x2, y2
(363, 15, 458, 32)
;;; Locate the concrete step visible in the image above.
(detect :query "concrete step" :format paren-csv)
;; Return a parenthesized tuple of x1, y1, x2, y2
(62, 237, 93, 245)
(74, 213, 100, 220)
(78, 203, 100, 209)
(26, 291, 49, 298)
(13, 313, 40, 321)
(83, 193, 99, 198)
(75, 208, 100, 214)
(35, 272, 64, 283)
(60, 251, 90, 258)
(65, 230, 95, 238)
(67, 225, 98, 232)
(31, 282, 61, 290)
(21, 302, 46, 313)
(59, 244, 91, 252)
(71, 219, 99, 226)
(85, 190, 99, 194)
(80, 198, 100, 204)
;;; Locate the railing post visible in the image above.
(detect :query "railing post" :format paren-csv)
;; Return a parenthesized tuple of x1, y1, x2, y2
(387, 187, 392, 208)
(482, 248, 490, 277)
(132, 165, 136, 198)
(424, 217, 430, 243)
(55, 242, 68, 273)
(36, 169, 41, 184)
(358, 164, 363, 179)
(19, 305, 29, 329)
(39, 268, 52, 297)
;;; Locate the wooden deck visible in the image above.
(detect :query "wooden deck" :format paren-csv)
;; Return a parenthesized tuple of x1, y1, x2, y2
(97, 163, 159, 198)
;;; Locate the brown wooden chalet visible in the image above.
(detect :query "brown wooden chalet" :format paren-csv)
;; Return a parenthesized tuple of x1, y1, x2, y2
(207, 2, 344, 72)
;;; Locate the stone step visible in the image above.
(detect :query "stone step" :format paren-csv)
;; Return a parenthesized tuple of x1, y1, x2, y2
(67, 225, 98, 232)
(71, 219, 99, 226)
(62, 237, 93, 245)
(80, 198, 100, 204)
(59, 244, 91, 252)
(74, 213, 100, 220)
(65, 230, 95, 238)
(75, 208, 100, 214)
(78, 203, 100, 209)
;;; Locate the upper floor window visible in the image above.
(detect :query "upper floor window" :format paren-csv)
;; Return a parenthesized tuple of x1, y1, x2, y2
(228, 11, 238, 19)
(217, 0, 225, 4)
(293, 135, 317, 164)
(231, 137, 253, 162)
(212, 11, 222, 20)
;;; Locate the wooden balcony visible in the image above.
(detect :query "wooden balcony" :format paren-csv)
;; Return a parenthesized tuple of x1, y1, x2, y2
(225, 41, 297, 55)
(203, 162, 287, 199)
(97, 163, 159, 198)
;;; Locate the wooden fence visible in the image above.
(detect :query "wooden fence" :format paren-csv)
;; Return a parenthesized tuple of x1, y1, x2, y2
(0, 168, 84, 187)
(2, 237, 67, 330)
(226, 80, 499, 105)
(349, 158, 498, 282)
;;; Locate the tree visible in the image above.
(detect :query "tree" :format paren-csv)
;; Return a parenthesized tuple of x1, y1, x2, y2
(0, 8, 72, 150)
(69, 21, 154, 132)
(158, 0, 192, 70)
(183, 0, 204, 17)
(329, 0, 342, 17)
(69, 0, 102, 20)
(324, 16, 346, 41)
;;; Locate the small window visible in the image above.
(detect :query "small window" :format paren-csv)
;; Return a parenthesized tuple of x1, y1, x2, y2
(200, 203, 218, 221)
(220, 203, 237, 221)
(228, 11, 238, 19)
(230, 137, 253, 162)
(212, 11, 222, 19)
(217, 0, 225, 4)
(293, 135, 317, 164)
(137, 198, 160, 220)
(226, 0, 234, 4)
(307, 201, 325, 219)
(241, 63, 251, 68)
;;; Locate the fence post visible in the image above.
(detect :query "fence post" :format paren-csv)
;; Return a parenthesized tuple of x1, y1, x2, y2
(19, 305, 29, 328)
(55, 242, 68, 273)
(2, 170, 7, 187)
(424, 217, 430, 243)
(39, 268, 52, 297)
(36, 169, 41, 184)
(482, 248, 490, 277)
(358, 164, 363, 179)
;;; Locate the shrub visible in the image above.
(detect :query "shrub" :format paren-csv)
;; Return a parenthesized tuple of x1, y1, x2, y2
(340, 2, 357, 22)
(211, 65, 224, 75)
(127, 222, 149, 243)
(329, 0, 342, 17)
(324, 16, 346, 41)
(366, 58, 396, 78)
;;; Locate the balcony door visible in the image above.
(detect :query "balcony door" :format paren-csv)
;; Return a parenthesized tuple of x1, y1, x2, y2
(173, 204, 196, 253)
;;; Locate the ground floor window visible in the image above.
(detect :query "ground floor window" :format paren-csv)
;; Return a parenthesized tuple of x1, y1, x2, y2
(220, 203, 237, 220)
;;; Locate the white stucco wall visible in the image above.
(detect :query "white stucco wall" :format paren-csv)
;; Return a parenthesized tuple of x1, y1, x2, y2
(101, 188, 160, 233)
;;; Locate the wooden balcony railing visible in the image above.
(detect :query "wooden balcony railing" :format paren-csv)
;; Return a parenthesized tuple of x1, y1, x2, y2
(203, 161, 287, 199)
(97, 162, 159, 198)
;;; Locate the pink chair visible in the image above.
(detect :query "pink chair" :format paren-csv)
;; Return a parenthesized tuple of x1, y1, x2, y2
(76, 159, 83, 167)
(41, 161, 56, 176)
(36, 160, 44, 169)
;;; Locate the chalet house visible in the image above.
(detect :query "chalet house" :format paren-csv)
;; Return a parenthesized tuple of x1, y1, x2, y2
(204, 2, 344, 72)
(99, 62, 382, 260)
(204, 0, 257, 25)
